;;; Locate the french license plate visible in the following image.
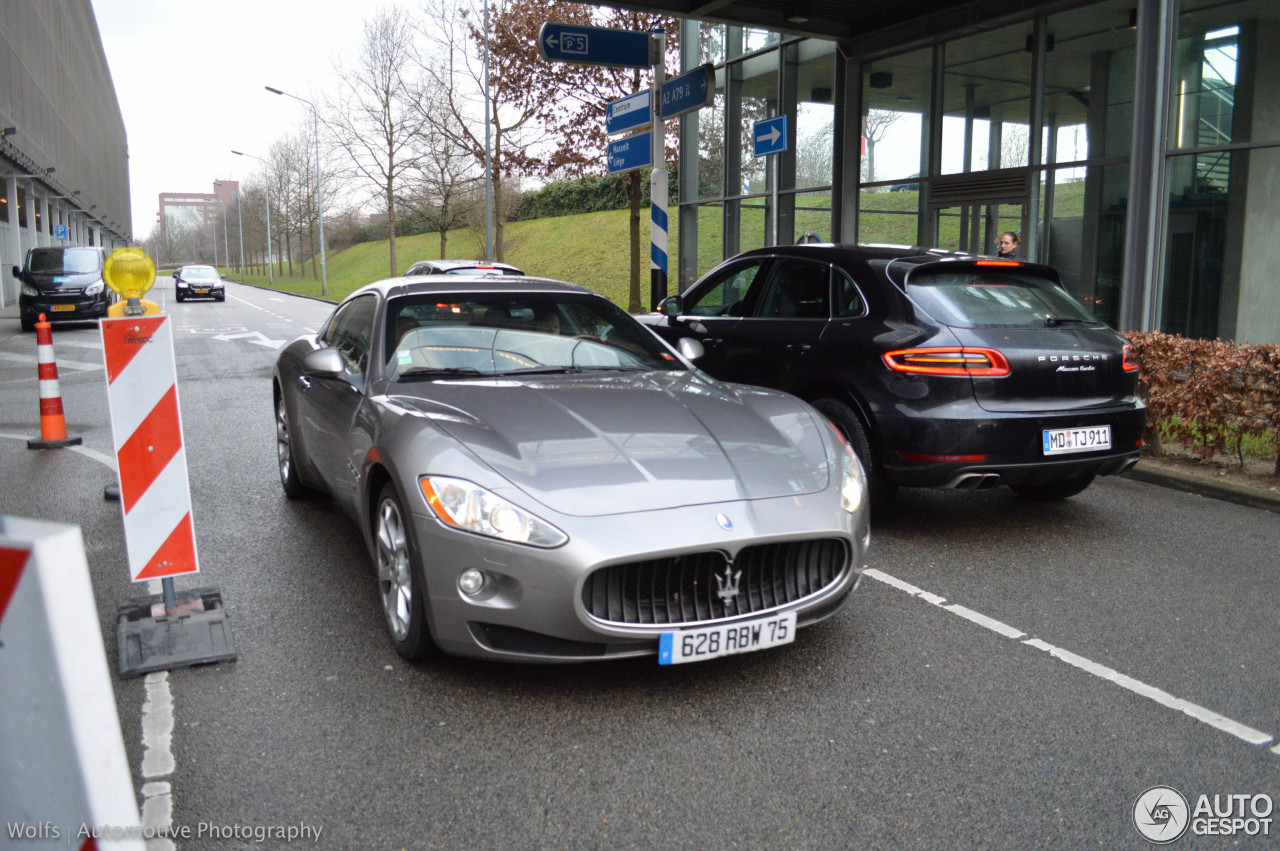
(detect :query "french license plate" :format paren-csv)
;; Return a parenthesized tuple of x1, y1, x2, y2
(659, 611, 797, 665)
(50, 304, 76, 312)
(1043, 425, 1111, 455)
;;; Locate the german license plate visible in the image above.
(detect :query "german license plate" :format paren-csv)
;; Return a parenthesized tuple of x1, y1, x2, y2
(50, 304, 76, 312)
(1043, 425, 1111, 455)
(659, 612, 797, 665)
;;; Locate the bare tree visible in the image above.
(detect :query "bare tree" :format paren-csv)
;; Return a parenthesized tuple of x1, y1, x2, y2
(327, 7, 430, 276)
(418, 0, 559, 262)
(861, 109, 902, 183)
(403, 78, 482, 262)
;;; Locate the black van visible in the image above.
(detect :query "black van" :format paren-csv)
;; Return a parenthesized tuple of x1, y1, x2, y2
(12, 246, 115, 331)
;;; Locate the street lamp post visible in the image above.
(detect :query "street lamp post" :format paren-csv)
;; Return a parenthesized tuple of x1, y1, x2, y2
(265, 86, 327, 296)
(231, 150, 274, 286)
(214, 180, 237, 273)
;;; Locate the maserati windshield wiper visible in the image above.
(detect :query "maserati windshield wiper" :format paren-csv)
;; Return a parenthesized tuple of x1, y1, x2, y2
(398, 366, 488, 379)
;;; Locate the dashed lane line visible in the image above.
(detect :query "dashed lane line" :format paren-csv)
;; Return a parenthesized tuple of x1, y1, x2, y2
(865, 568, 1276, 749)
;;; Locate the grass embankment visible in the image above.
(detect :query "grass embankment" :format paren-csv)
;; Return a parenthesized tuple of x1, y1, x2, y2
(228, 208, 683, 308)
(224, 181, 1089, 305)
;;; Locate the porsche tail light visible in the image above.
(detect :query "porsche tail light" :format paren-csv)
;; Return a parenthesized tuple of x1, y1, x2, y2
(882, 347, 1011, 377)
(1122, 344, 1139, 372)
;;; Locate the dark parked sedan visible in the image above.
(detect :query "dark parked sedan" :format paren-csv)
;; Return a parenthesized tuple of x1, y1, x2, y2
(404, 259, 523, 276)
(173, 265, 225, 302)
(641, 244, 1146, 512)
(273, 275, 870, 663)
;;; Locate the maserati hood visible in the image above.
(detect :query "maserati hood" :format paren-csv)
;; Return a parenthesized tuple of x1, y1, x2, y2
(387, 371, 831, 517)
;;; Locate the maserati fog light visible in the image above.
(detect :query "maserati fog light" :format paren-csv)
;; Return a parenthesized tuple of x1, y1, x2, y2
(458, 569, 485, 597)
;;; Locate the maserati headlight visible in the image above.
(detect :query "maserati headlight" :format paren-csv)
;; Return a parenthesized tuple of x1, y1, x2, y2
(21, 284, 39, 298)
(84, 279, 105, 295)
(420, 476, 567, 547)
(833, 432, 867, 514)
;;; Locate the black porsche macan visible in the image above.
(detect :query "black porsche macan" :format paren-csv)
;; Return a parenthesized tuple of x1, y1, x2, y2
(640, 244, 1146, 513)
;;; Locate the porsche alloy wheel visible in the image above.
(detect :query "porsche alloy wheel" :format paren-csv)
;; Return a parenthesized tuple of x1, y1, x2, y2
(374, 483, 435, 660)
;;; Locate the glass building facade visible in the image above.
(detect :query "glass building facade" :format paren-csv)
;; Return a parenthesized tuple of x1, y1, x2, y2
(674, 0, 1280, 344)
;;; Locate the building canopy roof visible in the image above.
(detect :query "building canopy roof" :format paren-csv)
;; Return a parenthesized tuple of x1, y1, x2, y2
(572, 0, 1056, 48)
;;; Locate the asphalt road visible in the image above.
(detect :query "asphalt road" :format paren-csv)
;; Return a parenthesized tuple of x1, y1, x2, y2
(1, 279, 1277, 849)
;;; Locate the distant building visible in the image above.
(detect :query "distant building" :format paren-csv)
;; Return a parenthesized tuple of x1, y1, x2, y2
(159, 182, 238, 240)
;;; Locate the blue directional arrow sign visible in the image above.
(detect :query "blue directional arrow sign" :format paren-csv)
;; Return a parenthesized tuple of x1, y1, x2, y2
(753, 115, 788, 158)
(606, 89, 652, 136)
(607, 131, 652, 174)
(660, 64, 715, 119)
(538, 22, 654, 68)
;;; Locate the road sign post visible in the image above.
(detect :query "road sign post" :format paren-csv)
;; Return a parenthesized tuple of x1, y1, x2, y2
(537, 22, 655, 67)
(753, 116, 789, 246)
(650, 30, 667, 312)
(606, 89, 652, 136)
(608, 131, 652, 174)
(541, 22, 716, 310)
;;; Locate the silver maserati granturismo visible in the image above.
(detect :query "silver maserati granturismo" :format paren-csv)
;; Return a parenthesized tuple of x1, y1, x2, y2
(272, 274, 870, 664)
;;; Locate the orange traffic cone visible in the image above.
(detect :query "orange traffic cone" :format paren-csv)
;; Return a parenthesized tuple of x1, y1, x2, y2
(27, 313, 82, 450)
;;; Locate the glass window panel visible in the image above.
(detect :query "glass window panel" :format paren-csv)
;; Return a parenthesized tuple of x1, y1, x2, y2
(858, 188, 918, 246)
(743, 28, 781, 54)
(795, 40, 836, 190)
(1042, 2, 1137, 165)
(736, 50, 777, 194)
(1170, 25, 1238, 150)
(1163, 150, 1229, 338)
(699, 22, 726, 66)
(861, 48, 929, 185)
(696, 92, 727, 201)
(793, 190, 832, 244)
(695, 203, 724, 278)
(739, 198, 768, 252)
(941, 23, 1033, 174)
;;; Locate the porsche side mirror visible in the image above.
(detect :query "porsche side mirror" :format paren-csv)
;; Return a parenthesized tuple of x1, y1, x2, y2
(302, 347, 345, 378)
(658, 296, 683, 319)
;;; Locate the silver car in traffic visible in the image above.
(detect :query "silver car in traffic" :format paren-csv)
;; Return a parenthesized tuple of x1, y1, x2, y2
(272, 275, 871, 664)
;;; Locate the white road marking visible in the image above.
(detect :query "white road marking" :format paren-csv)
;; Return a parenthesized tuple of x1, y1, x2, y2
(0, 350, 102, 371)
(863, 568, 1276, 749)
(141, 671, 176, 778)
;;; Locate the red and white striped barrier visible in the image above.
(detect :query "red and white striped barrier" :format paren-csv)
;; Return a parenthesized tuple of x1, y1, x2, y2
(101, 315, 200, 582)
(1, 517, 145, 850)
(27, 313, 83, 449)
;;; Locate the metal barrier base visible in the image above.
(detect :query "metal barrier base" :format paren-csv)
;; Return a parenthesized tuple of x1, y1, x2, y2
(117, 587, 237, 679)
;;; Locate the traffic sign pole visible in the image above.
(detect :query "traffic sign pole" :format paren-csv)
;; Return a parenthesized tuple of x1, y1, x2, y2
(650, 29, 667, 311)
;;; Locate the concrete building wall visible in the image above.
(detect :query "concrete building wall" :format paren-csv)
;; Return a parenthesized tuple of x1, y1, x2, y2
(0, 0, 130, 302)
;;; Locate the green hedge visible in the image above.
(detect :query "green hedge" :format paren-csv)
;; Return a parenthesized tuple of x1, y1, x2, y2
(1125, 331, 1280, 474)
(513, 171, 680, 221)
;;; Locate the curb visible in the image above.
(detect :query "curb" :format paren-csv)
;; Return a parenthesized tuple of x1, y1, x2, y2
(1123, 465, 1280, 515)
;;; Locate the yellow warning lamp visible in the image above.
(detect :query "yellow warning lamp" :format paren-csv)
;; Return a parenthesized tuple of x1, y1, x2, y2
(105, 247, 161, 317)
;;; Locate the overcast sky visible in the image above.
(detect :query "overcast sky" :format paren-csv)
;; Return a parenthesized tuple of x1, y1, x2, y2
(90, 0, 382, 237)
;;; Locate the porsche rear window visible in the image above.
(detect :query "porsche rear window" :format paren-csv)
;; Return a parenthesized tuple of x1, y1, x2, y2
(905, 269, 1101, 329)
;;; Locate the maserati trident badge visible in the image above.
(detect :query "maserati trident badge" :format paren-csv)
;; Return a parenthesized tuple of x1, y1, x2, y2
(715, 565, 741, 603)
